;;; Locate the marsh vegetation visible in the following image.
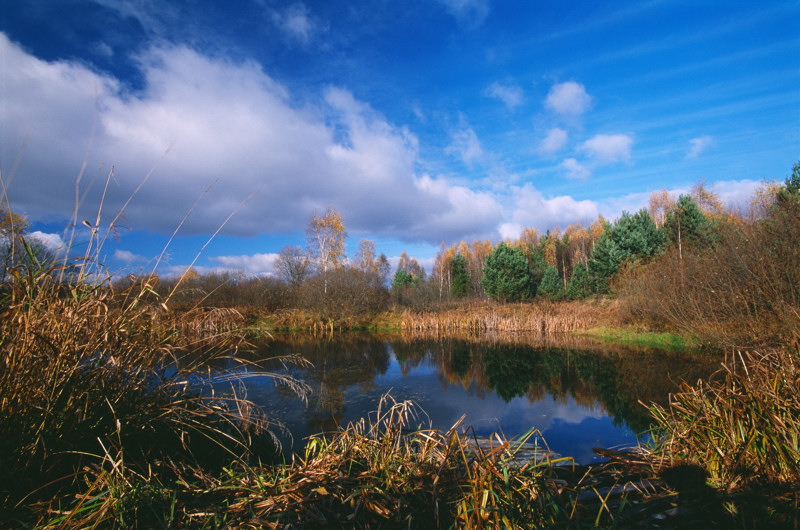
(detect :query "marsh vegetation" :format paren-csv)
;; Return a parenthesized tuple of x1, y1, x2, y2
(1, 163, 798, 527)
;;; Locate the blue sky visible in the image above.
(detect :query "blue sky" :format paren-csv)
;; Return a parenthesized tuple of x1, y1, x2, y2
(1, 0, 798, 277)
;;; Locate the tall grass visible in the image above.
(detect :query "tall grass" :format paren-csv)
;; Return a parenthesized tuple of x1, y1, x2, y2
(400, 300, 612, 337)
(646, 348, 800, 490)
(176, 395, 582, 528)
(0, 177, 308, 526)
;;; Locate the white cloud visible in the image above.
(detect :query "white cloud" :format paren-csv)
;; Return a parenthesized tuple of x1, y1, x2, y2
(446, 127, 484, 167)
(579, 134, 633, 164)
(538, 128, 568, 155)
(209, 253, 279, 276)
(686, 135, 714, 159)
(0, 34, 461, 243)
(114, 249, 148, 263)
(504, 184, 599, 234)
(414, 174, 504, 241)
(560, 158, 591, 180)
(484, 82, 524, 109)
(29, 231, 66, 252)
(272, 3, 317, 45)
(437, 0, 490, 26)
(545, 81, 592, 116)
(0, 33, 647, 251)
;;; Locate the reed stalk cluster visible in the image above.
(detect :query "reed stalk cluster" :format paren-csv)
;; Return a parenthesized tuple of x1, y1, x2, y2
(647, 347, 800, 491)
(399, 300, 610, 337)
(0, 233, 307, 527)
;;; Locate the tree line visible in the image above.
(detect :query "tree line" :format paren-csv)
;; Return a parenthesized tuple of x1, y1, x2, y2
(3, 163, 798, 344)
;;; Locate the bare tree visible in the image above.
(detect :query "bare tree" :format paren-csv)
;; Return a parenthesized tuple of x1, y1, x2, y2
(275, 245, 311, 288)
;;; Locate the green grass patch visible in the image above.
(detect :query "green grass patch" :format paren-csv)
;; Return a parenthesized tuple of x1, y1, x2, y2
(579, 326, 699, 351)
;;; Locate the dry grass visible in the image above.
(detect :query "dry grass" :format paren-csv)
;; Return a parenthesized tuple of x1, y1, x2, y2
(646, 348, 800, 490)
(170, 395, 581, 528)
(0, 183, 309, 527)
(399, 300, 614, 337)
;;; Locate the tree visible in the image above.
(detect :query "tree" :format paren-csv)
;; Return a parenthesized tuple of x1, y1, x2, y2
(537, 265, 564, 299)
(662, 195, 713, 259)
(587, 210, 664, 294)
(690, 180, 725, 218)
(396, 252, 425, 283)
(275, 245, 311, 289)
(777, 161, 800, 205)
(588, 231, 623, 293)
(306, 208, 347, 294)
(614, 209, 665, 259)
(566, 262, 592, 299)
(526, 245, 548, 298)
(391, 269, 417, 290)
(481, 242, 534, 302)
(450, 253, 469, 298)
(353, 238, 390, 288)
(353, 239, 377, 274)
(306, 207, 347, 275)
(647, 188, 674, 228)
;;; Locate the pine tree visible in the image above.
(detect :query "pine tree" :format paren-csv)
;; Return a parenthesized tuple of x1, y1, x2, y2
(481, 242, 534, 302)
(537, 265, 564, 299)
(451, 253, 469, 298)
(566, 262, 592, 299)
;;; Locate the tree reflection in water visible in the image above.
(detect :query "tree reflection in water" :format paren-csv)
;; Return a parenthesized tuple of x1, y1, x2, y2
(226, 334, 718, 462)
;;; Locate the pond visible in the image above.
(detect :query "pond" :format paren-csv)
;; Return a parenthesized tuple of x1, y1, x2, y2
(211, 334, 719, 464)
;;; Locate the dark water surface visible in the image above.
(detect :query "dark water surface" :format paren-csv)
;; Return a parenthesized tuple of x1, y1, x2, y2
(212, 335, 718, 464)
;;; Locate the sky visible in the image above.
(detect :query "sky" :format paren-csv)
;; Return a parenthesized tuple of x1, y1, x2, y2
(1, 0, 798, 278)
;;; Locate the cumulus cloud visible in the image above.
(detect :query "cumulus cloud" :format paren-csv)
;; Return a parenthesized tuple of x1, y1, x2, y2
(0, 32, 642, 250)
(686, 135, 713, 159)
(209, 253, 279, 276)
(538, 128, 568, 155)
(545, 81, 592, 116)
(500, 184, 599, 238)
(29, 231, 67, 252)
(114, 249, 149, 263)
(0, 33, 466, 243)
(446, 127, 484, 167)
(484, 82, 524, 109)
(579, 134, 633, 164)
(413, 174, 504, 241)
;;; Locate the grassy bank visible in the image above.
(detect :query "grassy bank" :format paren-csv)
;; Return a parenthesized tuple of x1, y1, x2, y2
(2, 258, 796, 527)
(578, 326, 699, 351)
(257, 299, 619, 337)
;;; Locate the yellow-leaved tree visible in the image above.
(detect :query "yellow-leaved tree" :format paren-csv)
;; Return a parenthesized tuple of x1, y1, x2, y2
(305, 207, 347, 294)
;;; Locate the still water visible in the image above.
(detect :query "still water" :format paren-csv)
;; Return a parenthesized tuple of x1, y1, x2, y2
(212, 335, 717, 464)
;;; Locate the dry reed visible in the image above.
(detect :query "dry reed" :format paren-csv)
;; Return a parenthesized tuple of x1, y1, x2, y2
(400, 300, 611, 337)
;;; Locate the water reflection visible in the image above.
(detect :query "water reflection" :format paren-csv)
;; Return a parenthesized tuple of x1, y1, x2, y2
(226, 335, 718, 464)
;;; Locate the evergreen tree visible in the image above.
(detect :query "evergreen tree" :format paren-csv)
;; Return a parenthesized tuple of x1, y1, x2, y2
(587, 209, 665, 294)
(537, 265, 564, 299)
(662, 195, 714, 255)
(450, 253, 469, 298)
(391, 269, 417, 290)
(588, 232, 623, 293)
(566, 262, 592, 299)
(481, 242, 534, 302)
(614, 209, 665, 259)
(526, 245, 548, 297)
(777, 161, 800, 204)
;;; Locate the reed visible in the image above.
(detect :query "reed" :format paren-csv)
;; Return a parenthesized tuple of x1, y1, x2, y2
(399, 300, 611, 337)
(169, 395, 578, 528)
(646, 348, 800, 491)
(0, 179, 309, 527)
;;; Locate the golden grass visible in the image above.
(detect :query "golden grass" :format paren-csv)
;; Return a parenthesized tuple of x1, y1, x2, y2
(399, 300, 614, 337)
(646, 348, 800, 490)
